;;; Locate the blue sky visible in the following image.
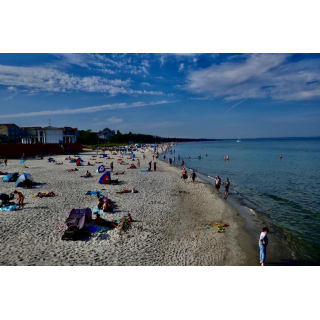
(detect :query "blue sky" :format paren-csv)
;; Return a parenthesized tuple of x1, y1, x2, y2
(0, 53, 319, 139)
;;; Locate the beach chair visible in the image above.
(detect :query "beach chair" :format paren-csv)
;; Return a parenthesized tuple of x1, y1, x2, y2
(61, 208, 92, 241)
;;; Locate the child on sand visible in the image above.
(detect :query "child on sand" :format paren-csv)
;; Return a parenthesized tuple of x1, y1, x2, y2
(259, 227, 269, 266)
(14, 190, 24, 209)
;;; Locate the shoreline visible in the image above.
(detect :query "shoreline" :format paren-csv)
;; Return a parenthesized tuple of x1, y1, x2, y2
(159, 150, 296, 266)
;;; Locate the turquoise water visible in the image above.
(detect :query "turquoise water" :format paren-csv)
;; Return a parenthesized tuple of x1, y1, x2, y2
(166, 138, 320, 265)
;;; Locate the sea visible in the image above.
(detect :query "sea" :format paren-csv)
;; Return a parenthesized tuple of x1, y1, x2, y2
(163, 138, 320, 265)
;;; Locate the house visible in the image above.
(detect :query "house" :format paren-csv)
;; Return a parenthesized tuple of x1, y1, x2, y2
(63, 127, 79, 143)
(20, 127, 42, 144)
(37, 126, 64, 144)
(0, 124, 20, 142)
(96, 127, 115, 140)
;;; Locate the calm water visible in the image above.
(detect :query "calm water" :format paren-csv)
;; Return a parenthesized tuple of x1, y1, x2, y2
(167, 138, 320, 265)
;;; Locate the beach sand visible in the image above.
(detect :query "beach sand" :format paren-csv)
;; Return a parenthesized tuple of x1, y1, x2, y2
(0, 150, 257, 266)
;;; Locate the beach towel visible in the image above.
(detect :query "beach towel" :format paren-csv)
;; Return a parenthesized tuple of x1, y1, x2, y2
(19, 160, 26, 164)
(84, 191, 102, 196)
(0, 205, 19, 211)
(140, 170, 149, 172)
(90, 205, 113, 214)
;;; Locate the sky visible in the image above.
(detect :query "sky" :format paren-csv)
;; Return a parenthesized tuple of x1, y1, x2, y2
(0, 53, 319, 139)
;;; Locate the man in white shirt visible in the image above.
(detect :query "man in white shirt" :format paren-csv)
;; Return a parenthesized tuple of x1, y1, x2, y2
(259, 227, 269, 266)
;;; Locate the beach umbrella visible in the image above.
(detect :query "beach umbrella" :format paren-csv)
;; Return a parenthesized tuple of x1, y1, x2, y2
(96, 165, 105, 173)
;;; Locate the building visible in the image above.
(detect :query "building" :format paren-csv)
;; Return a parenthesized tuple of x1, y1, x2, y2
(20, 127, 42, 144)
(63, 127, 79, 143)
(38, 126, 64, 144)
(0, 124, 20, 142)
(96, 127, 115, 140)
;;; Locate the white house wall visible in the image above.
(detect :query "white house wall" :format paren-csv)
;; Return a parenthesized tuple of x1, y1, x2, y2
(45, 130, 63, 144)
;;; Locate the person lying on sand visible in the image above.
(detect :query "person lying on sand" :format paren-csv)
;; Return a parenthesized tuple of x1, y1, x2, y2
(65, 156, 72, 160)
(0, 171, 10, 175)
(128, 164, 137, 169)
(87, 162, 94, 166)
(14, 190, 24, 209)
(116, 188, 138, 194)
(114, 171, 125, 175)
(81, 171, 92, 178)
(55, 162, 63, 165)
(66, 168, 79, 172)
(34, 191, 56, 198)
(94, 213, 118, 228)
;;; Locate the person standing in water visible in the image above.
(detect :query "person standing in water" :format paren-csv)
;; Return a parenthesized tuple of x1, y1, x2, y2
(224, 178, 230, 200)
(169, 158, 172, 165)
(181, 160, 185, 166)
(280, 154, 282, 159)
(188, 155, 190, 159)
(259, 227, 269, 266)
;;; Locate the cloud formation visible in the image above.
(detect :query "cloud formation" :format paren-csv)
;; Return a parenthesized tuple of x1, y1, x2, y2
(0, 64, 163, 96)
(186, 54, 320, 101)
(0, 100, 178, 119)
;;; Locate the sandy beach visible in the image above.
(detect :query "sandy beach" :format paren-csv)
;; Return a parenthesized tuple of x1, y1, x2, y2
(0, 149, 257, 266)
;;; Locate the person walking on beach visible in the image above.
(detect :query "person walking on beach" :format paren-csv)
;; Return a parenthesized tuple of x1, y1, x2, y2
(148, 161, 152, 171)
(137, 159, 140, 167)
(14, 190, 25, 209)
(259, 227, 269, 266)
(191, 170, 196, 183)
(153, 162, 156, 171)
(4, 158, 7, 166)
(224, 178, 230, 200)
(215, 175, 221, 194)
(181, 167, 188, 183)
(110, 161, 114, 172)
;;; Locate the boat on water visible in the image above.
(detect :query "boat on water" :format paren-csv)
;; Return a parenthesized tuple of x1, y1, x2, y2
(237, 135, 241, 143)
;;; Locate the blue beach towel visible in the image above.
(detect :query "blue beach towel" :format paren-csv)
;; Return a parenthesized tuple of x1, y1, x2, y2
(140, 170, 149, 172)
(90, 205, 113, 214)
(0, 205, 19, 211)
(19, 160, 26, 164)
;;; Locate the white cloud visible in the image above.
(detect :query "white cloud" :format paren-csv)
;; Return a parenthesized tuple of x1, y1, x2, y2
(100, 68, 116, 74)
(186, 54, 320, 101)
(226, 99, 248, 112)
(0, 64, 163, 96)
(141, 60, 150, 68)
(160, 56, 165, 67)
(0, 100, 178, 119)
(178, 63, 184, 72)
(141, 82, 151, 86)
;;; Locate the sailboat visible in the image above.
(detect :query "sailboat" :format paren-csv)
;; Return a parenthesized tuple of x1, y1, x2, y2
(237, 135, 241, 143)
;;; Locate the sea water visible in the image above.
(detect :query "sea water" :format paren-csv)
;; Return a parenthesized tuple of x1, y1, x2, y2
(168, 138, 320, 265)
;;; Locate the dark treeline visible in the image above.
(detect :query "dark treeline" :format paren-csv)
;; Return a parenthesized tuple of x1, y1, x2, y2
(78, 129, 219, 145)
